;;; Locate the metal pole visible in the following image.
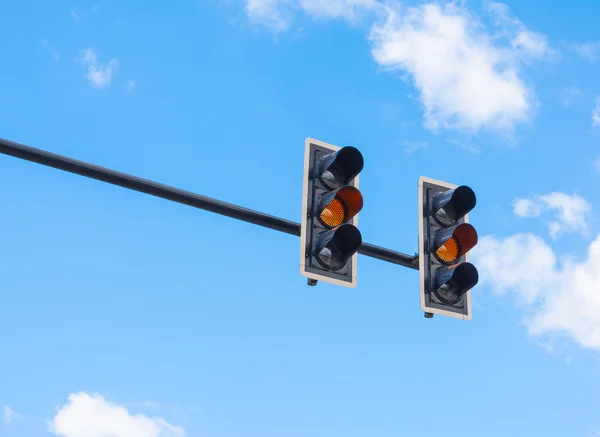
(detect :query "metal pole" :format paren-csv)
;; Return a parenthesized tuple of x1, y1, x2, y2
(358, 243, 418, 270)
(0, 137, 419, 270)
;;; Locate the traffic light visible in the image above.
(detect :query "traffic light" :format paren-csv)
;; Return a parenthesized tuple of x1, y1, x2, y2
(299, 138, 364, 288)
(418, 176, 478, 320)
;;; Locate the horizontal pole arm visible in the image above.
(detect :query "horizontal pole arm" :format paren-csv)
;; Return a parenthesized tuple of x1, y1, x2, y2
(0, 138, 299, 236)
(0, 137, 418, 269)
(358, 243, 418, 270)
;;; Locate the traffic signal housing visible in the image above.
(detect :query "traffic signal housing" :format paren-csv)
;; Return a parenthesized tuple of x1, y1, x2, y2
(418, 176, 478, 320)
(300, 138, 364, 288)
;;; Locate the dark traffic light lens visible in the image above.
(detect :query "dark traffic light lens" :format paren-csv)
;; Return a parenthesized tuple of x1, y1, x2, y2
(315, 224, 362, 271)
(432, 185, 476, 227)
(321, 163, 346, 190)
(317, 246, 346, 271)
(318, 146, 364, 190)
(433, 263, 479, 305)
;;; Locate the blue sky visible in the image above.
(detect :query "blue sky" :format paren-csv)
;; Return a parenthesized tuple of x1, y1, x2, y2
(1, 0, 600, 436)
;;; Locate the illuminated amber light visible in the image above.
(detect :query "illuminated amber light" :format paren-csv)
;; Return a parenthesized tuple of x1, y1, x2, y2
(320, 197, 346, 228)
(436, 237, 460, 263)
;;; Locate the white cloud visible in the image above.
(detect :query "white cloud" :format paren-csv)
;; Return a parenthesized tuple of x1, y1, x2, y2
(573, 41, 600, 62)
(3, 405, 23, 424)
(245, 0, 290, 31)
(473, 232, 600, 351)
(594, 157, 600, 174)
(512, 198, 542, 218)
(245, 0, 380, 31)
(49, 392, 184, 437)
(484, 0, 555, 60)
(475, 233, 557, 304)
(244, 1, 550, 134)
(510, 30, 551, 59)
(368, 2, 535, 133)
(539, 193, 592, 237)
(79, 49, 119, 89)
(593, 97, 600, 127)
(512, 192, 592, 238)
(71, 10, 81, 20)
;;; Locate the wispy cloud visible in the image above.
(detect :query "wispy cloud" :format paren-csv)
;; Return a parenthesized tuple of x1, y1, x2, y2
(49, 392, 184, 437)
(3, 405, 23, 424)
(484, 0, 557, 61)
(593, 97, 600, 127)
(403, 140, 428, 154)
(127, 400, 159, 409)
(245, 0, 289, 31)
(70, 6, 101, 21)
(245, 0, 380, 32)
(561, 87, 583, 108)
(78, 49, 119, 89)
(3, 405, 14, 424)
(573, 41, 600, 62)
(41, 39, 60, 62)
(594, 157, 600, 174)
(458, 141, 482, 154)
(124, 80, 136, 94)
(513, 192, 592, 239)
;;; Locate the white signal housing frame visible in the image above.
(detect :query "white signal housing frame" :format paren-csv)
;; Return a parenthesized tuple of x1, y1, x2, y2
(299, 138, 359, 288)
(418, 176, 472, 320)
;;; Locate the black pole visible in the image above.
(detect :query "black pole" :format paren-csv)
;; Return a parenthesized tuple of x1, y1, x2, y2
(358, 243, 418, 269)
(0, 137, 419, 270)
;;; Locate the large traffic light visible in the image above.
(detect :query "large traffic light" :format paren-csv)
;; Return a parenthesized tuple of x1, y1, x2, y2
(418, 176, 478, 320)
(300, 138, 364, 288)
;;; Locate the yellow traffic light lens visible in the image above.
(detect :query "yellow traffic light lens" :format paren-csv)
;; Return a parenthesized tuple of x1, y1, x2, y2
(316, 186, 363, 229)
(435, 236, 459, 263)
(432, 223, 478, 265)
(320, 197, 347, 228)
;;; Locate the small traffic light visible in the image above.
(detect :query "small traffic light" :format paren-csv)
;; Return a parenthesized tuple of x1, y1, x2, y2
(418, 176, 478, 319)
(300, 138, 364, 288)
